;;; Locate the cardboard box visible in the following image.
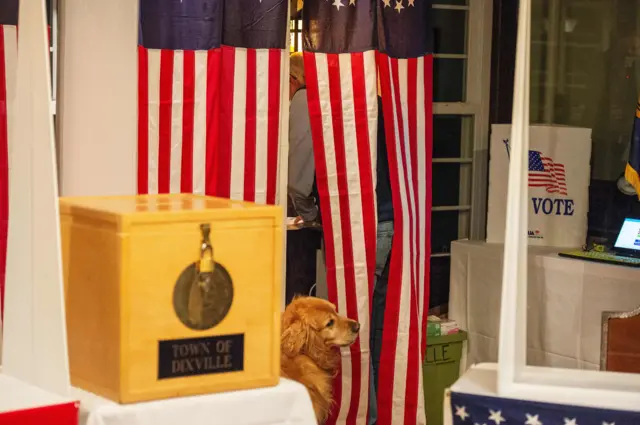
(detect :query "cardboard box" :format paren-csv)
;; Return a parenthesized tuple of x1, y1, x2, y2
(60, 195, 283, 403)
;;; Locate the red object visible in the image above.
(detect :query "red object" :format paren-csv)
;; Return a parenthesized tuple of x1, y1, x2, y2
(0, 401, 79, 425)
(0, 22, 17, 320)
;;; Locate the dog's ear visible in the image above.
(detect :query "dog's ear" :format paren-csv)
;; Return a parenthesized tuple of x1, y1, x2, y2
(281, 320, 307, 357)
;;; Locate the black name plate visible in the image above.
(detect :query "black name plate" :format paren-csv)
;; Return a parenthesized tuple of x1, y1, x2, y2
(158, 334, 244, 379)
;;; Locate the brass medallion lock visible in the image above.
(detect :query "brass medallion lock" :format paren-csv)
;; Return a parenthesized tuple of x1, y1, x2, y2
(173, 223, 234, 331)
(196, 224, 215, 292)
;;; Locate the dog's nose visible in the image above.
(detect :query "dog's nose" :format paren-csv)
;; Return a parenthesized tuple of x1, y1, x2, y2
(351, 321, 360, 333)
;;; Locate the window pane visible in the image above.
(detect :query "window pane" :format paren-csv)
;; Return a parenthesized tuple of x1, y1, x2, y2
(431, 211, 464, 253)
(432, 8, 467, 55)
(433, 163, 460, 206)
(433, 115, 473, 158)
(433, 58, 466, 102)
(530, 0, 640, 245)
(433, 163, 471, 207)
(434, 116, 462, 158)
(430, 256, 451, 309)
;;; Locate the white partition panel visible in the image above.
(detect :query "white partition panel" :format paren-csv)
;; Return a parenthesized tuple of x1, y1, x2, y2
(57, 0, 138, 196)
(496, 0, 640, 412)
(2, 0, 70, 396)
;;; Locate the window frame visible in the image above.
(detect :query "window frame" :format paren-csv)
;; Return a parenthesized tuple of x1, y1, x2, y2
(431, 0, 493, 257)
(497, 0, 640, 410)
(290, 14, 302, 52)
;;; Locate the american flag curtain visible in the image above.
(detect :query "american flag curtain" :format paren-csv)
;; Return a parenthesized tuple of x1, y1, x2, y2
(377, 2, 432, 425)
(137, 0, 287, 203)
(303, 0, 432, 424)
(0, 0, 18, 318)
(303, 2, 378, 425)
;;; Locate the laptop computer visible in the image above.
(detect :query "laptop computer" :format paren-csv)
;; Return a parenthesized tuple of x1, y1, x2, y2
(559, 218, 640, 267)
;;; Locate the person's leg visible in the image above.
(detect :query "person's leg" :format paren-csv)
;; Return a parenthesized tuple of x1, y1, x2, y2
(285, 229, 318, 305)
(368, 358, 377, 425)
(368, 220, 394, 425)
(371, 221, 393, 382)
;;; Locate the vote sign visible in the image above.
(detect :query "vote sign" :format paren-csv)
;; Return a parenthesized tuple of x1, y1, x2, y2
(487, 124, 592, 247)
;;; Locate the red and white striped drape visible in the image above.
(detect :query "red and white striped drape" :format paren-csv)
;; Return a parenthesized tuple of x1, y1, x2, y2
(377, 52, 432, 425)
(304, 50, 378, 425)
(137, 45, 285, 204)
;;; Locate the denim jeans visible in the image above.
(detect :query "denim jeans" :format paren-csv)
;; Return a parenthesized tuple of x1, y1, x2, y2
(368, 220, 394, 425)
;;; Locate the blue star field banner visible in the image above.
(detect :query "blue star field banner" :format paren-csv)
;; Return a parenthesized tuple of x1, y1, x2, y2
(452, 390, 640, 425)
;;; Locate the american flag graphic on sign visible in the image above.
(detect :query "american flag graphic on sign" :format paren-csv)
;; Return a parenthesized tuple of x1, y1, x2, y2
(377, 1, 432, 425)
(528, 150, 567, 195)
(137, 0, 287, 203)
(303, 1, 378, 425)
(0, 0, 18, 318)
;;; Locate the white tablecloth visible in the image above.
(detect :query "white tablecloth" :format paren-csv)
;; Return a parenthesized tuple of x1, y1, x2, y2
(74, 378, 316, 425)
(449, 240, 640, 370)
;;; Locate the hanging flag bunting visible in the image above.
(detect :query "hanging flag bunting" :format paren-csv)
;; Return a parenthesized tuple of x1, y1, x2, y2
(0, 0, 18, 318)
(302, 1, 378, 424)
(137, 0, 287, 204)
(376, 1, 433, 425)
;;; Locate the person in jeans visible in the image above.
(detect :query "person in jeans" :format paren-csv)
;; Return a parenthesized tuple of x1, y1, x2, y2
(369, 94, 394, 425)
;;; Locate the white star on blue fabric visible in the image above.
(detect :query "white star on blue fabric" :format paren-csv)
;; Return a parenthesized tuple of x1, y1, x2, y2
(382, 0, 391, 6)
(333, 0, 345, 9)
(525, 413, 543, 425)
(564, 418, 578, 425)
(394, 0, 404, 13)
(408, 0, 415, 6)
(488, 410, 506, 425)
(455, 405, 470, 421)
(603, 422, 615, 425)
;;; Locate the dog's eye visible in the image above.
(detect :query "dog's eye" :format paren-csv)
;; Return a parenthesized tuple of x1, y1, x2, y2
(326, 319, 335, 328)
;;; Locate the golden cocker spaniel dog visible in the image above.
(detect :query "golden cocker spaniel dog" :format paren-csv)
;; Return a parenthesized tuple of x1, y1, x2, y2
(281, 296, 360, 424)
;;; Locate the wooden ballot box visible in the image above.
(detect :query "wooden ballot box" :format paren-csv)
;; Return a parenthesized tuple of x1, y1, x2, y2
(59, 195, 283, 403)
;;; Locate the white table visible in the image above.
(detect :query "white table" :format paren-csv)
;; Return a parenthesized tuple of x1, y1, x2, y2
(74, 378, 316, 425)
(449, 240, 640, 371)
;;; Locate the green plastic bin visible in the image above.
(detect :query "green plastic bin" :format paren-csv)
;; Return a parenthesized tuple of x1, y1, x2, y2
(422, 330, 467, 425)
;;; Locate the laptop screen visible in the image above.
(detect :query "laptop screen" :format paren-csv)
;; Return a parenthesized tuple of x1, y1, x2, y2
(613, 218, 640, 252)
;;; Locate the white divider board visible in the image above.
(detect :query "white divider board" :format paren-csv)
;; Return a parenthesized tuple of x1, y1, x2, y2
(2, 0, 70, 397)
(0, 374, 72, 413)
(494, 0, 640, 411)
(487, 124, 591, 247)
(57, 0, 138, 197)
